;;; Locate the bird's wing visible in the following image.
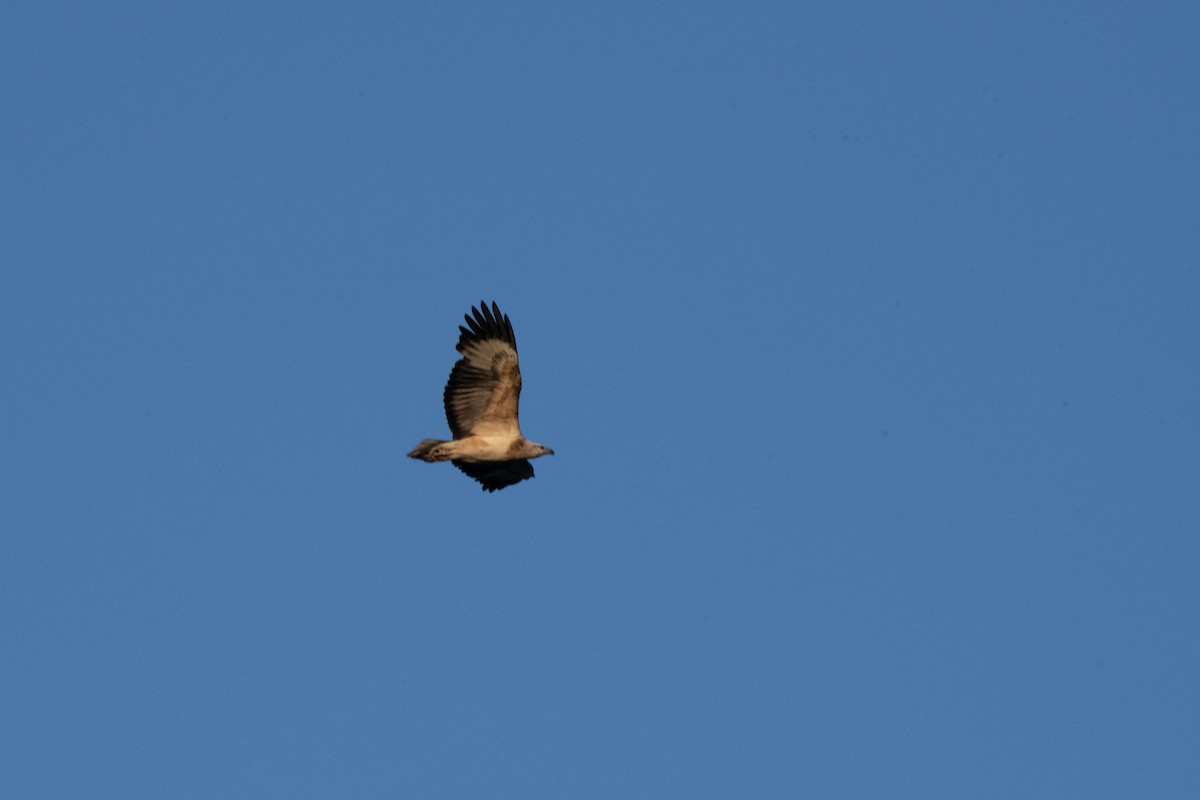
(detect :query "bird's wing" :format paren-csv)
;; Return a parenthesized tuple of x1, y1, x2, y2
(443, 301, 522, 439)
(452, 459, 534, 492)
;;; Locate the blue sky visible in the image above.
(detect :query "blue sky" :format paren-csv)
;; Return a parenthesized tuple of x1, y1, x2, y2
(3, 2, 1197, 797)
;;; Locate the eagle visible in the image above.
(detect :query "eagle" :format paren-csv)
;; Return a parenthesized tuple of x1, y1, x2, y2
(408, 301, 554, 492)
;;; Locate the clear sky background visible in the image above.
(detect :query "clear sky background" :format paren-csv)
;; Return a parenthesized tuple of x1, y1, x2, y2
(3, 2, 1197, 797)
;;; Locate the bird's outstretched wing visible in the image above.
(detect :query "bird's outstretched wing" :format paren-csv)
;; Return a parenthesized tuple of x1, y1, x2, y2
(452, 459, 534, 492)
(443, 301, 522, 440)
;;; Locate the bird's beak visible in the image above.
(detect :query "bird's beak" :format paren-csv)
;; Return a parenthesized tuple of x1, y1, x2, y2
(547, 449, 556, 456)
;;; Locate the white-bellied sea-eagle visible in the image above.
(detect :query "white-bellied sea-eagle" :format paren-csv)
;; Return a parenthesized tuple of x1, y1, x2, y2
(408, 301, 554, 492)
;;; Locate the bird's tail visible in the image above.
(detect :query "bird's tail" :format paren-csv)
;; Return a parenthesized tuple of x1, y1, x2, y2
(408, 439, 450, 461)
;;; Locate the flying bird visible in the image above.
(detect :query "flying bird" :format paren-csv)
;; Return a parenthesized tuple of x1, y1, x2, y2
(408, 301, 554, 492)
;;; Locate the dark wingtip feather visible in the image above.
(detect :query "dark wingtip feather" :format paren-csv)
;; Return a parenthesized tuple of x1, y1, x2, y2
(454, 301, 516, 350)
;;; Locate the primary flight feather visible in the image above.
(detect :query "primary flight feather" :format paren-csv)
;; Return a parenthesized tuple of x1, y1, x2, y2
(408, 301, 554, 492)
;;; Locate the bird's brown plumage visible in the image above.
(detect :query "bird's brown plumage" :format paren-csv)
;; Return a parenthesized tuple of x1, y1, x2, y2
(444, 301, 522, 440)
(407, 301, 554, 492)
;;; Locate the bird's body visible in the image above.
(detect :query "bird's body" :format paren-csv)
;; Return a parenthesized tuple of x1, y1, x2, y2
(408, 301, 553, 491)
(408, 436, 546, 463)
